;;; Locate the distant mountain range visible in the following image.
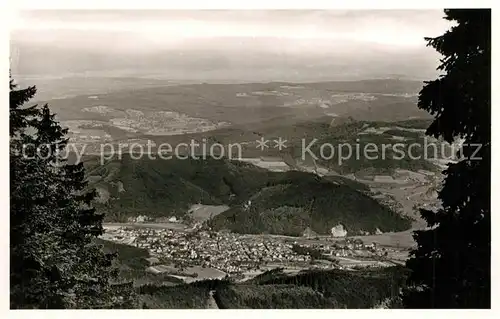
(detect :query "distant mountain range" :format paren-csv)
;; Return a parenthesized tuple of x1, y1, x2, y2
(29, 79, 429, 129)
(11, 36, 440, 82)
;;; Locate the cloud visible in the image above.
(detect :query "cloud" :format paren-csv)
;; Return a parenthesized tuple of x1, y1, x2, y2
(12, 10, 450, 47)
(10, 10, 452, 79)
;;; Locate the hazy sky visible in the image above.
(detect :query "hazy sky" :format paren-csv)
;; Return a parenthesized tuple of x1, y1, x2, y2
(11, 10, 452, 80)
(13, 10, 450, 47)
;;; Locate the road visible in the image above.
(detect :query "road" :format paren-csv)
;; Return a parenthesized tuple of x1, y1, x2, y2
(103, 222, 189, 231)
(206, 290, 219, 309)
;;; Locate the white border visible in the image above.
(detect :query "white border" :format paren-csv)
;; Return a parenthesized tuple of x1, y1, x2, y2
(1, 1, 498, 318)
(5, 0, 499, 9)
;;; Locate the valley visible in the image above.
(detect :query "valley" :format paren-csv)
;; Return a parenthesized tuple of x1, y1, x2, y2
(28, 76, 446, 307)
(42, 78, 446, 236)
(10, 8, 489, 310)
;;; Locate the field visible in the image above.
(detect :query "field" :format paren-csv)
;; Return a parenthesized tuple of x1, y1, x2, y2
(31, 79, 430, 147)
(187, 204, 230, 222)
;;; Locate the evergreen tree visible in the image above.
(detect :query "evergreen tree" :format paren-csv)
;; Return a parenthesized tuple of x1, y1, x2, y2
(10, 79, 136, 308)
(402, 9, 490, 308)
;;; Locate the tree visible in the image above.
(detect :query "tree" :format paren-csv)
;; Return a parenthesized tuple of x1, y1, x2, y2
(10, 79, 135, 308)
(402, 9, 490, 308)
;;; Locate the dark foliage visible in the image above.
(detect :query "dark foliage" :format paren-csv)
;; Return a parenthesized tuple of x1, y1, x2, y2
(215, 284, 338, 309)
(211, 171, 411, 235)
(137, 284, 210, 309)
(247, 268, 287, 285)
(10, 79, 135, 308)
(402, 9, 491, 308)
(291, 244, 324, 260)
(254, 267, 408, 308)
(132, 267, 408, 309)
(95, 238, 149, 270)
(84, 154, 409, 235)
(84, 155, 272, 220)
(215, 266, 409, 309)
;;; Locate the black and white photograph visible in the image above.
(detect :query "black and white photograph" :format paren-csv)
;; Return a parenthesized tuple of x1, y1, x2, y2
(6, 4, 492, 311)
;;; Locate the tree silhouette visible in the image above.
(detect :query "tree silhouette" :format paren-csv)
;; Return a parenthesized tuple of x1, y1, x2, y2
(402, 9, 490, 308)
(10, 78, 135, 308)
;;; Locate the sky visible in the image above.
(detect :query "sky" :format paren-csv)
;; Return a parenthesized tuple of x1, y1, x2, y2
(12, 10, 450, 47)
(10, 10, 453, 80)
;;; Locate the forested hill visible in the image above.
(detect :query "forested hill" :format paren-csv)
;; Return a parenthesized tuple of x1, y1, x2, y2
(84, 155, 411, 235)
